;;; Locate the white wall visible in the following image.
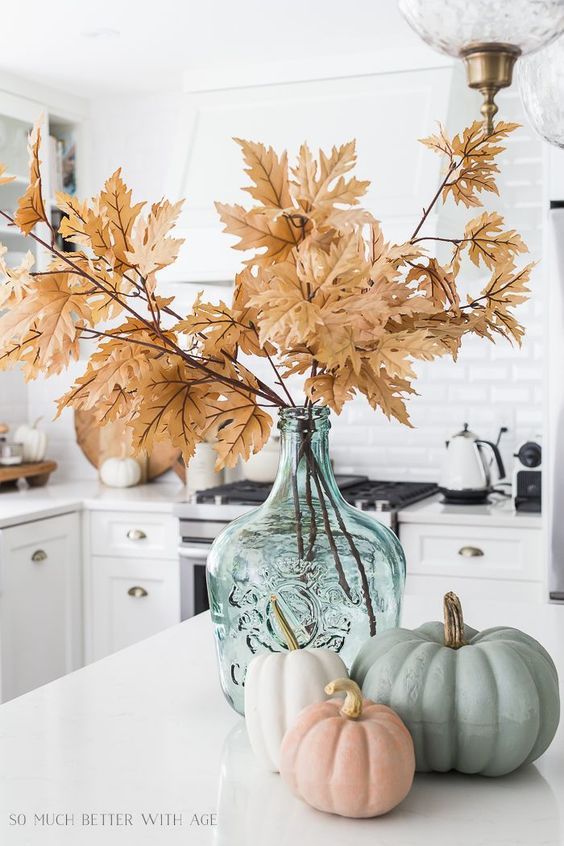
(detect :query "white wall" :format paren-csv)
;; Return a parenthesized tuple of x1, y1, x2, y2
(2, 370, 28, 432)
(20, 81, 545, 483)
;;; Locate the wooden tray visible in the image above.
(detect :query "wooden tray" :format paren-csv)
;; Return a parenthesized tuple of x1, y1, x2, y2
(0, 460, 58, 488)
(74, 411, 183, 481)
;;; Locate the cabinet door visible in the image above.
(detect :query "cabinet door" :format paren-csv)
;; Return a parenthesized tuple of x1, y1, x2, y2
(90, 556, 180, 661)
(0, 512, 81, 702)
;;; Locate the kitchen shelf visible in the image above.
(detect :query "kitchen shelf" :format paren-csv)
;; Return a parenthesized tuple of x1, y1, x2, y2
(0, 225, 25, 237)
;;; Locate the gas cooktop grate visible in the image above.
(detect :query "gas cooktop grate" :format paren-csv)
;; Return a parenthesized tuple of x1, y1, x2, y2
(195, 477, 437, 509)
(342, 480, 438, 511)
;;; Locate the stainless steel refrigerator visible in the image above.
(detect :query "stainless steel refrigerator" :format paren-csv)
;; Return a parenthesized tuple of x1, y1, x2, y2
(549, 201, 564, 600)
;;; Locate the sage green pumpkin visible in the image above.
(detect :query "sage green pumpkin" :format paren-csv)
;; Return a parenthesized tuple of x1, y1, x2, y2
(351, 592, 560, 777)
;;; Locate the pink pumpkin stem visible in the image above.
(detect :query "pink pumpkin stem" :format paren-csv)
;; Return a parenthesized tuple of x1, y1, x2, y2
(324, 678, 363, 720)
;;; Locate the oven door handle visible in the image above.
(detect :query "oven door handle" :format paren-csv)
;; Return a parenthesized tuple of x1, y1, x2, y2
(178, 545, 211, 560)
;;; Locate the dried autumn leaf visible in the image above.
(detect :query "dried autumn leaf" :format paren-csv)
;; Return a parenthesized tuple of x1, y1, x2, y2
(406, 259, 460, 310)
(0, 273, 91, 369)
(297, 232, 369, 304)
(304, 370, 356, 413)
(215, 202, 299, 266)
(95, 386, 138, 426)
(369, 329, 440, 379)
(250, 272, 324, 348)
(125, 199, 184, 281)
(466, 260, 533, 345)
(313, 323, 362, 374)
(0, 329, 41, 378)
(99, 169, 145, 266)
(56, 322, 168, 417)
(14, 125, 49, 234)
(291, 141, 369, 214)
(451, 211, 527, 274)
(236, 139, 293, 210)
(357, 364, 414, 426)
(421, 120, 519, 208)
(130, 361, 211, 462)
(174, 295, 243, 356)
(204, 388, 272, 469)
(0, 249, 35, 308)
(56, 193, 91, 246)
(231, 268, 276, 357)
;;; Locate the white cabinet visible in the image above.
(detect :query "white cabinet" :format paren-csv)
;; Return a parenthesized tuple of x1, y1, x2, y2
(85, 510, 179, 662)
(400, 521, 544, 601)
(0, 512, 81, 702)
(90, 557, 180, 659)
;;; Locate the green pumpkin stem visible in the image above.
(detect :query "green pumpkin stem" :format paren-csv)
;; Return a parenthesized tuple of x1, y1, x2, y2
(444, 591, 466, 649)
(271, 595, 299, 651)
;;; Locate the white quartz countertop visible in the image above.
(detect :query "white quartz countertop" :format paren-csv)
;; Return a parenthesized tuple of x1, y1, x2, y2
(398, 493, 542, 529)
(0, 595, 562, 845)
(0, 481, 189, 528)
(0, 481, 542, 531)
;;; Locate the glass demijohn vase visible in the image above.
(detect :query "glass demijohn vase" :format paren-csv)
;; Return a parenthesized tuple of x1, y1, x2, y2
(206, 407, 406, 714)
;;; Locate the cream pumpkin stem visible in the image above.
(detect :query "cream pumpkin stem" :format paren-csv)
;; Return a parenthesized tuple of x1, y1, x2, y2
(270, 595, 299, 651)
(325, 678, 363, 720)
(443, 591, 467, 649)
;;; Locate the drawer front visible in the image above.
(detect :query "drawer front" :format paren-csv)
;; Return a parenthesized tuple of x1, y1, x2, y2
(399, 523, 543, 582)
(91, 556, 180, 660)
(90, 511, 177, 559)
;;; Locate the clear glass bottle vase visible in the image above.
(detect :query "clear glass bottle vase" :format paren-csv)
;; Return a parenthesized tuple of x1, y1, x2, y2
(206, 406, 406, 714)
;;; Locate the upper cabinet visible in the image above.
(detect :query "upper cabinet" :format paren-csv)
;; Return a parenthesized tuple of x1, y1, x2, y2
(0, 82, 88, 274)
(163, 65, 471, 283)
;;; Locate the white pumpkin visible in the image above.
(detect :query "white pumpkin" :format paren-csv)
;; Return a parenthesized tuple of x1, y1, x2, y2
(14, 417, 47, 462)
(244, 596, 347, 772)
(99, 456, 141, 488)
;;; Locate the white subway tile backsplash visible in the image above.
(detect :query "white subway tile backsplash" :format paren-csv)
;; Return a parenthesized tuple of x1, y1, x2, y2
(512, 364, 544, 382)
(490, 386, 532, 405)
(448, 385, 489, 403)
(468, 365, 509, 382)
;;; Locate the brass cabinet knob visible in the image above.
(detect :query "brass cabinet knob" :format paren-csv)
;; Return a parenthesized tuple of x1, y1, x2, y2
(126, 529, 147, 541)
(31, 549, 47, 563)
(127, 586, 148, 598)
(458, 545, 484, 558)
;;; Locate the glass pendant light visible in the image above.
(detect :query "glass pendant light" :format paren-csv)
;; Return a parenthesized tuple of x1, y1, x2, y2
(398, 0, 564, 132)
(519, 34, 564, 147)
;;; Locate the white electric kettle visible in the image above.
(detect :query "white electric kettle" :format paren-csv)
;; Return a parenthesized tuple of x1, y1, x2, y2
(439, 423, 506, 504)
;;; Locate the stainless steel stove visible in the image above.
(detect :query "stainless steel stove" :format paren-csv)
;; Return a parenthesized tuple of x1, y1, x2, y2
(192, 476, 436, 513)
(174, 478, 437, 620)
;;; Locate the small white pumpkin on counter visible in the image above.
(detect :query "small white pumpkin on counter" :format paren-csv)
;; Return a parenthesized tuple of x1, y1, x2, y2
(14, 417, 47, 462)
(99, 455, 142, 488)
(245, 595, 348, 772)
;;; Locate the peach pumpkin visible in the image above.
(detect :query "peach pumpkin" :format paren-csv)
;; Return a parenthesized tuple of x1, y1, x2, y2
(279, 678, 415, 818)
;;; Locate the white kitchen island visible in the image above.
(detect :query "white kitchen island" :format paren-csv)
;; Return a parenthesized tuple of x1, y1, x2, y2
(0, 597, 563, 846)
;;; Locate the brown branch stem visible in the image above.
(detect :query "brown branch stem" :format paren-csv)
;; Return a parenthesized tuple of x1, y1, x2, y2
(0, 209, 286, 407)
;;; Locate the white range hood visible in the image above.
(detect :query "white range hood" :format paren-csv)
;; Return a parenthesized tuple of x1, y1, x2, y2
(161, 63, 472, 285)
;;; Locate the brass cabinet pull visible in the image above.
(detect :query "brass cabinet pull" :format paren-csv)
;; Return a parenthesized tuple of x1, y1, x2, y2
(458, 545, 484, 558)
(31, 549, 47, 563)
(126, 529, 147, 541)
(127, 586, 148, 598)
